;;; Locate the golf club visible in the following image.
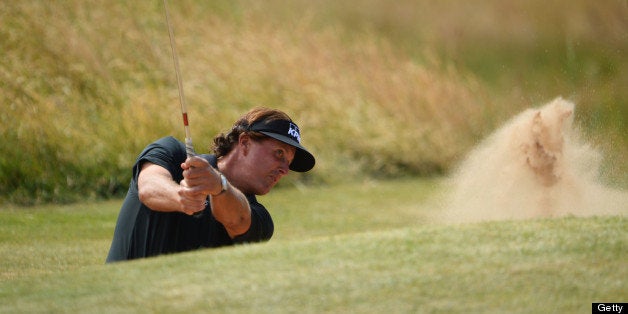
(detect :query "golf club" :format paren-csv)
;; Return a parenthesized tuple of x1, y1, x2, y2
(164, 0, 206, 218)
(163, 0, 195, 157)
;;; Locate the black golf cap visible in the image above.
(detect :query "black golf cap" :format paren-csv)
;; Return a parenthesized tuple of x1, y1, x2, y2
(248, 119, 315, 172)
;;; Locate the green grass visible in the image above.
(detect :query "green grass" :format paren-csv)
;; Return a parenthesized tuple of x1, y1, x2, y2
(1, 178, 626, 313)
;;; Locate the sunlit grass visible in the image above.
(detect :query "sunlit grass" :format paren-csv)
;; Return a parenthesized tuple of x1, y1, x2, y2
(0, 178, 438, 281)
(0, 182, 625, 313)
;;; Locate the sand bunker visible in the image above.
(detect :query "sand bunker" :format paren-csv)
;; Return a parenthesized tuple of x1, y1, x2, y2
(437, 97, 627, 223)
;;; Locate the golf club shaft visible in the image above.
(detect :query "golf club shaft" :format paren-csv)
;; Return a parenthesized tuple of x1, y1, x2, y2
(163, 0, 195, 157)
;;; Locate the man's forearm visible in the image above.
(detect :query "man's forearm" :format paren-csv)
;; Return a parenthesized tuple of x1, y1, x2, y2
(210, 183, 252, 238)
(138, 162, 205, 214)
(138, 175, 182, 212)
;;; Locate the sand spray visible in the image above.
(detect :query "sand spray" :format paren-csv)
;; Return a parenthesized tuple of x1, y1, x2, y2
(434, 97, 627, 223)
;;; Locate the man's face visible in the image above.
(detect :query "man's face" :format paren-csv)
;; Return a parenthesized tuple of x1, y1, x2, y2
(237, 136, 296, 195)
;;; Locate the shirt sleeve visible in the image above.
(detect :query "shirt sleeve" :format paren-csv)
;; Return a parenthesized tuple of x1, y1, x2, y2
(132, 136, 187, 184)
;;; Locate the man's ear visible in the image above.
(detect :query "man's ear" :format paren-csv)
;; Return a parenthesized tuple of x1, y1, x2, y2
(239, 133, 250, 155)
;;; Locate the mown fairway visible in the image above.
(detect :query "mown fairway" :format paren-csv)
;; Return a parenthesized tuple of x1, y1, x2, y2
(1, 179, 626, 313)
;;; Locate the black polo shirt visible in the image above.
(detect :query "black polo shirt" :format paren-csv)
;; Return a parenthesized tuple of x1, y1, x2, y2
(106, 136, 273, 263)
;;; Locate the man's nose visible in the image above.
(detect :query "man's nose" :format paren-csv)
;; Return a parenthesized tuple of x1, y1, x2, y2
(278, 160, 290, 176)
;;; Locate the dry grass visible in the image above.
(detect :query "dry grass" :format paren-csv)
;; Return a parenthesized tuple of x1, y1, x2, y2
(1, 0, 625, 204)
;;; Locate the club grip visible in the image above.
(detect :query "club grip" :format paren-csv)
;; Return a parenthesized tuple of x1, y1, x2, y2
(185, 138, 196, 157)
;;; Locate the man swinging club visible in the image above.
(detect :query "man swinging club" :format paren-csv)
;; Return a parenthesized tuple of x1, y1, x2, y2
(106, 1, 315, 262)
(106, 108, 316, 262)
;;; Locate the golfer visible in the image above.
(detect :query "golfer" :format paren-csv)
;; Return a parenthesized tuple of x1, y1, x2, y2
(106, 107, 315, 262)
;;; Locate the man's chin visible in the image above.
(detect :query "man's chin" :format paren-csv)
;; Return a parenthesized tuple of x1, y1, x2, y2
(255, 184, 274, 196)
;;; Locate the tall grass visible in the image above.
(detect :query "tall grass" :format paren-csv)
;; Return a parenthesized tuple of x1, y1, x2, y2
(1, 0, 625, 204)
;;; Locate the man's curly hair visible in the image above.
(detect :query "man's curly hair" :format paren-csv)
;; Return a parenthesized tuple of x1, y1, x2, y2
(212, 107, 293, 158)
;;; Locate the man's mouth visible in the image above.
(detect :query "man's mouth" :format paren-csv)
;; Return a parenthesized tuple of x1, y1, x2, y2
(268, 174, 278, 185)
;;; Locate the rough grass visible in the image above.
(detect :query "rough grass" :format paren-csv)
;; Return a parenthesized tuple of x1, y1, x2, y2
(0, 179, 626, 313)
(1, 0, 626, 204)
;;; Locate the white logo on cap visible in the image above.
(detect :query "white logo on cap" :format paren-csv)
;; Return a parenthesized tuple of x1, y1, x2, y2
(288, 123, 301, 143)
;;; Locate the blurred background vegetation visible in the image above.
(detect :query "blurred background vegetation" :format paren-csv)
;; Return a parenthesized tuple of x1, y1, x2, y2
(1, 0, 626, 205)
